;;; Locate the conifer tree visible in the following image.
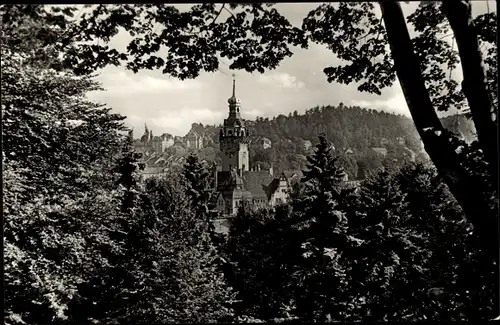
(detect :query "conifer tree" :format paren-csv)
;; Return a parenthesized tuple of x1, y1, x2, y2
(135, 175, 235, 323)
(183, 153, 211, 215)
(67, 130, 147, 324)
(347, 169, 409, 320)
(227, 205, 300, 321)
(114, 130, 145, 213)
(182, 153, 214, 243)
(348, 163, 484, 321)
(395, 163, 488, 320)
(292, 134, 360, 321)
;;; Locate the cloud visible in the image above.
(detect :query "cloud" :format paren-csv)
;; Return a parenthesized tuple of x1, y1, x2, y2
(83, 2, 496, 138)
(126, 107, 225, 136)
(93, 69, 203, 95)
(258, 73, 305, 89)
(241, 108, 265, 120)
(350, 90, 410, 116)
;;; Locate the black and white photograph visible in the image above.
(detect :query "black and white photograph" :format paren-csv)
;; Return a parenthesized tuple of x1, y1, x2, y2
(2, 1, 498, 323)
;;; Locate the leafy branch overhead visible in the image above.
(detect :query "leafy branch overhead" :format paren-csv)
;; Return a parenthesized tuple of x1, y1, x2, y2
(5, 3, 307, 78)
(3, 3, 495, 113)
(303, 3, 395, 95)
(2, 2, 496, 111)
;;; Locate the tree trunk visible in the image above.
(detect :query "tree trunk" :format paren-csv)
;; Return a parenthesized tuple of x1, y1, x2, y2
(442, 0, 499, 191)
(379, 0, 498, 318)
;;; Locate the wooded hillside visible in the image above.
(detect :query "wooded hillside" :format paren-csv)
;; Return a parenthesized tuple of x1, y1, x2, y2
(177, 106, 475, 180)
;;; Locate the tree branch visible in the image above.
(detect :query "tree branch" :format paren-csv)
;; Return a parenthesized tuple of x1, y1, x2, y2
(186, 3, 226, 38)
(356, 32, 371, 41)
(223, 6, 236, 18)
(379, 2, 497, 297)
(442, 0, 498, 190)
(211, 3, 226, 26)
(438, 33, 454, 40)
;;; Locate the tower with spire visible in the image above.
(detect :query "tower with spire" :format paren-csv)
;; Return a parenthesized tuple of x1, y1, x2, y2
(210, 75, 304, 220)
(219, 75, 249, 173)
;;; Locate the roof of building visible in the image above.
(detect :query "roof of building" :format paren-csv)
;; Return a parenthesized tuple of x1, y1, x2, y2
(161, 133, 174, 140)
(242, 171, 273, 199)
(215, 168, 310, 206)
(217, 170, 243, 190)
(218, 170, 273, 199)
(230, 188, 253, 200)
(185, 130, 199, 138)
(372, 147, 388, 155)
(154, 156, 165, 165)
(267, 174, 290, 195)
(227, 78, 240, 105)
(267, 178, 280, 195)
(142, 167, 166, 174)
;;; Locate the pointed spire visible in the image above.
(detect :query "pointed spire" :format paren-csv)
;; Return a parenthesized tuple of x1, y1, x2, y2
(228, 74, 239, 106)
(232, 74, 236, 98)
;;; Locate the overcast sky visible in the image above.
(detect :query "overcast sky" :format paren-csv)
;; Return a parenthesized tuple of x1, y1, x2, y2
(84, 2, 496, 137)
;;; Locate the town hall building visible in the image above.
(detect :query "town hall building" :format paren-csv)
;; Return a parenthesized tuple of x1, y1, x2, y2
(210, 78, 302, 216)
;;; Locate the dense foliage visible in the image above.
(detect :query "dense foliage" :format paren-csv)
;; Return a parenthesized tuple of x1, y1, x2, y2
(227, 136, 491, 321)
(3, 3, 498, 324)
(2, 6, 234, 324)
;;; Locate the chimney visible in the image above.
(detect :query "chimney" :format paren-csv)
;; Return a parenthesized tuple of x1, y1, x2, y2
(257, 163, 261, 171)
(269, 164, 274, 177)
